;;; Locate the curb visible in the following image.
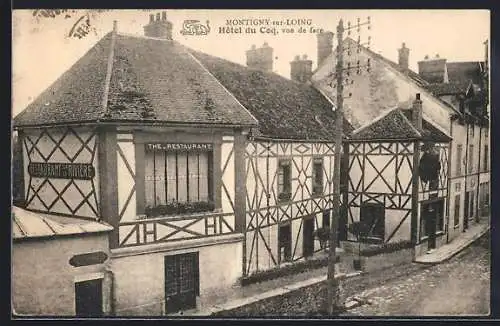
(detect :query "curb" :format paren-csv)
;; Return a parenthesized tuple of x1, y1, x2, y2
(414, 226, 489, 265)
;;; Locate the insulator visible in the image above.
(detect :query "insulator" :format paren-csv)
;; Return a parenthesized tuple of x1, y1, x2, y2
(367, 67, 371, 73)
(351, 80, 354, 84)
(348, 50, 352, 56)
(357, 17, 360, 24)
(357, 69, 361, 74)
(357, 60, 360, 65)
(357, 35, 361, 43)
(349, 92, 352, 97)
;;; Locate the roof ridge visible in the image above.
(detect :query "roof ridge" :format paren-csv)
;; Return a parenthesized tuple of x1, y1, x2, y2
(351, 106, 398, 136)
(100, 27, 118, 119)
(396, 108, 422, 138)
(181, 45, 259, 126)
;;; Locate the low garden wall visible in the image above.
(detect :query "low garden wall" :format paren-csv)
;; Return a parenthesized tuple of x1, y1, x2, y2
(240, 251, 340, 286)
(342, 240, 415, 273)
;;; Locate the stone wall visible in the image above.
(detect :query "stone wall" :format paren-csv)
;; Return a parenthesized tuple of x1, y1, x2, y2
(212, 273, 365, 317)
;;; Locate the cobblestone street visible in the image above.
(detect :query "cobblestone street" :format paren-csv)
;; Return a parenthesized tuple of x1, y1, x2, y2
(344, 232, 490, 316)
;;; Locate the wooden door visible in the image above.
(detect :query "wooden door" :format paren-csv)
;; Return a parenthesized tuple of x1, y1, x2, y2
(75, 279, 103, 317)
(427, 202, 437, 250)
(165, 252, 199, 314)
(464, 192, 470, 230)
(303, 217, 314, 258)
(278, 224, 292, 263)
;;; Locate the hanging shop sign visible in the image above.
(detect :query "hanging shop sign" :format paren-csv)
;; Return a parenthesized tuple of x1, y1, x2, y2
(146, 143, 213, 152)
(28, 162, 95, 180)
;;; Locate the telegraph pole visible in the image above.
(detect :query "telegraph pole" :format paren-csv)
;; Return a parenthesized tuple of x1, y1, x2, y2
(326, 16, 371, 315)
(326, 18, 344, 315)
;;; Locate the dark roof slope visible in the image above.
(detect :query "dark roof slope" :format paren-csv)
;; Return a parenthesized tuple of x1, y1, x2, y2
(191, 50, 353, 141)
(351, 108, 451, 143)
(14, 33, 257, 128)
(13, 33, 112, 127)
(350, 109, 421, 141)
(104, 35, 257, 126)
(401, 109, 451, 142)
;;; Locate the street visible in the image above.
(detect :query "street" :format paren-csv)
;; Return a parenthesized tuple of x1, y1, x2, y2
(344, 233, 490, 316)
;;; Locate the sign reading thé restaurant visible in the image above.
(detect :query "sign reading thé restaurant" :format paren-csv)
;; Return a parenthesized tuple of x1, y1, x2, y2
(146, 143, 213, 152)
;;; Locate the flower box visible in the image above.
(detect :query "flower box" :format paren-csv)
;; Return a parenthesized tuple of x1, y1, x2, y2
(144, 201, 215, 218)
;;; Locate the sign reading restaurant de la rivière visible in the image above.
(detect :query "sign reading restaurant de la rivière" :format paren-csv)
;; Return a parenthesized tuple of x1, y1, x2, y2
(28, 162, 95, 180)
(146, 143, 213, 152)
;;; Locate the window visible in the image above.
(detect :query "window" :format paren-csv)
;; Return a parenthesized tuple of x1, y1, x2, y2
(144, 145, 212, 217)
(483, 145, 489, 172)
(360, 203, 385, 241)
(278, 224, 292, 263)
(312, 158, 324, 195)
(456, 145, 462, 176)
(468, 144, 474, 173)
(278, 160, 292, 201)
(454, 194, 460, 227)
(322, 210, 330, 228)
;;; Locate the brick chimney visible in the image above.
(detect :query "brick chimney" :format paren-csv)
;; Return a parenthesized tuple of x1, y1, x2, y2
(317, 31, 334, 68)
(412, 93, 423, 131)
(246, 42, 273, 72)
(290, 54, 313, 83)
(398, 42, 410, 71)
(418, 54, 447, 83)
(144, 11, 173, 40)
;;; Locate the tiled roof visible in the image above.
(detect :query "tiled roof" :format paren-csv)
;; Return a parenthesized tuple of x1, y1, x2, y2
(104, 35, 258, 126)
(12, 206, 113, 240)
(350, 108, 421, 141)
(351, 107, 452, 143)
(423, 82, 470, 96)
(401, 109, 452, 142)
(13, 33, 258, 128)
(191, 50, 353, 141)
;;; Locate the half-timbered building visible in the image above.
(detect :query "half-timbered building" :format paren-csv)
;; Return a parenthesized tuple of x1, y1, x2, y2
(12, 12, 348, 315)
(192, 49, 352, 277)
(343, 94, 451, 254)
(312, 36, 461, 256)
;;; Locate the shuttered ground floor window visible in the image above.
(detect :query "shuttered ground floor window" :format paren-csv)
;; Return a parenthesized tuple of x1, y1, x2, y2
(144, 149, 213, 216)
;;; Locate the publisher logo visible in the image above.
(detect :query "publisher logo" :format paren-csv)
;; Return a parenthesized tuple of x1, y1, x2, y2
(180, 20, 210, 36)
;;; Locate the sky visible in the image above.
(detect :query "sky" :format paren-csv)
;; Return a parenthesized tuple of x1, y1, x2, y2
(12, 9, 490, 117)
